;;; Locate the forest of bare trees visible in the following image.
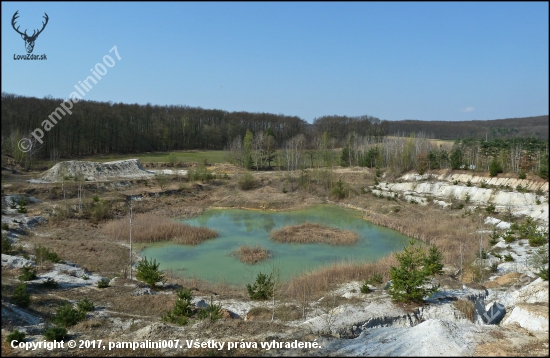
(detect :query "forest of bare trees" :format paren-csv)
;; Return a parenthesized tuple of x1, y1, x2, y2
(2, 92, 548, 179)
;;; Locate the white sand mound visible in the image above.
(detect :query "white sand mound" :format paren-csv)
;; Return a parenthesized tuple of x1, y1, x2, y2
(39, 159, 155, 182)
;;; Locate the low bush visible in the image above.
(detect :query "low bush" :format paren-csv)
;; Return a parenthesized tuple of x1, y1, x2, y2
(136, 257, 165, 288)
(51, 303, 85, 328)
(188, 165, 216, 183)
(18, 266, 37, 282)
(331, 179, 348, 199)
(6, 329, 26, 344)
(41, 278, 59, 289)
(247, 272, 274, 300)
(238, 172, 258, 190)
(485, 203, 496, 214)
(2, 235, 13, 254)
(197, 296, 223, 322)
(12, 284, 31, 308)
(43, 326, 67, 341)
(489, 229, 500, 246)
(162, 288, 194, 326)
(360, 281, 371, 294)
(77, 298, 94, 313)
(97, 278, 110, 288)
(34, 245, 61, 264)
(503, 253, 514, 262)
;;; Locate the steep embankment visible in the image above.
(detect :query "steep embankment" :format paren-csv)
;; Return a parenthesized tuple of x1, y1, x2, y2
(372, 172, 548, 224)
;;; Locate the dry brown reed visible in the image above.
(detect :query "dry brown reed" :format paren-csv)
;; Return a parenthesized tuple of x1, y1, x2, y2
(283, 255, 397, 300)
(452, 299, 475, 322)
(102, 213, 217, 244)
(270, 222, 358, 245)
(362, 205, 485, 268)
(234, 244, 271, 264)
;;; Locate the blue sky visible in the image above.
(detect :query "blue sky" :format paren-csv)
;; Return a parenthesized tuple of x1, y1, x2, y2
(2, 2, 548, 123)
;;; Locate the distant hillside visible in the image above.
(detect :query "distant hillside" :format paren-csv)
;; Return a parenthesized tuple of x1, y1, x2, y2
(386, 115, 548, 140)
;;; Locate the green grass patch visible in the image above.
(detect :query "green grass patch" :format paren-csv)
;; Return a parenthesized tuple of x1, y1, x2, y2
(79, 150, 230, 164)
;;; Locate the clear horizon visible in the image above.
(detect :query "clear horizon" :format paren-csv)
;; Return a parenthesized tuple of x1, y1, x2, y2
(2, 2, 548, 123)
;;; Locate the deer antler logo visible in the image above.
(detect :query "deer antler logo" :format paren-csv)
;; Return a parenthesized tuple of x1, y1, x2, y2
(12, 10, 49, 54)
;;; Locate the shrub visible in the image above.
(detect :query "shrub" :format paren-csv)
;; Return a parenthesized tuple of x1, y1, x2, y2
(197, 296, 223, 322)
(489, 229, 500, 246)
(155, 173, 170, 190)
(43, 326, 67, 341)
(368, 272, 384, 285)
(480, 181, 488, 188)
(136, 257, 165, 288)
(41, 278, 59, 289)
(485, 203, 496, 214)
(424, 245, 444, 275)
(246, 272, 274, 300)
(388, 240, 440, 303)
(503, 253, 514, 262)
(466, 180, 472, 187)
(2, 223, 9, 230)
(12, 284, 31, 308)
(331, 179, 348, 199)
(2, 234, 13, 254)
(238, 172, 257, 190)
(360, 281, 371, 294)
(34, 245, 61, 264)
(90, 199, 111, 222)
(77, 298, 94, 313)
(490, 262, 499, 273)
(537, 267, 548, 281)
(6, 329, 26, 344)
(188, 165, 216, 183)
(489, 159, 503, 177)
(97, 278, 110, 288)
(478, 249, 487, 259)
(162, 288, 194, 326)
(518, 171, 527, 179)
(18, 265, 37, 281)
(51, 303, 85, 327)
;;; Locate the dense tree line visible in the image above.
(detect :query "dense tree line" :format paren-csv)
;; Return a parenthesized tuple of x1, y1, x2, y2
(1, 93, 309, 160)
(2, 92, 548, 180)
(385, 116, 549, 140)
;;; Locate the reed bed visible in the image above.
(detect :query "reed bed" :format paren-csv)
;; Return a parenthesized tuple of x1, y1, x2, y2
(103, 213, 217, 244)
(270, 222, 358, 245)
(360, 203, 485, 268)
(283, 255, 397, 300)
(234, 245, 271, 264)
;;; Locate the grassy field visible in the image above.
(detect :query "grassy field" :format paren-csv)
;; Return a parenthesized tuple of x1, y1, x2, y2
(79, 150, 231, 164)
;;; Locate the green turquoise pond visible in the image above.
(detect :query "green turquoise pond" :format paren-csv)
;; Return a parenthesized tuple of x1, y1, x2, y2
(138, 204, 411, 286)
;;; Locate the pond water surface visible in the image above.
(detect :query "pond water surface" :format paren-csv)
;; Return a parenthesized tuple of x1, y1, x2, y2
(139, 204, 411, 286)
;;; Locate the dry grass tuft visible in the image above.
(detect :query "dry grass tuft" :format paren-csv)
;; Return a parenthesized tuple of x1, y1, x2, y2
(234, 245, 271, 264)
(453, 299, 475, 322)
(103, 213, 217, 244)
(270, 222, 358, 245)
